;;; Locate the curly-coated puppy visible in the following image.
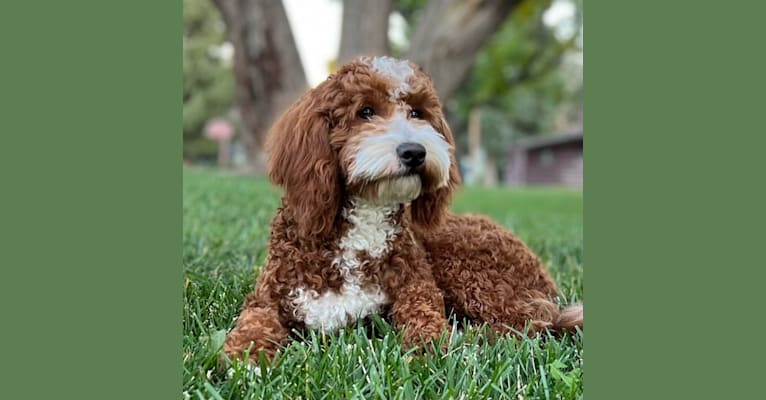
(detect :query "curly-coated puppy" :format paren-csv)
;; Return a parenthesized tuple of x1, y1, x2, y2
(223, 56, 582, 363)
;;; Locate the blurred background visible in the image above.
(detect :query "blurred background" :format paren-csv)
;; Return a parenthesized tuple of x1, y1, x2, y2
(183, 0, 583, 187)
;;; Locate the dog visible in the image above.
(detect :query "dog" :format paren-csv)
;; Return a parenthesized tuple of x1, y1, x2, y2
(223, 56, 582, 363)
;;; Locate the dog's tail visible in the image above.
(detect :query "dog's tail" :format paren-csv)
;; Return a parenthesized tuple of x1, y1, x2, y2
(553, 303, 583, 333)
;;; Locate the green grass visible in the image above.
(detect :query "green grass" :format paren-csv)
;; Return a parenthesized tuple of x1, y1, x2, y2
(183, 168, 583, 399)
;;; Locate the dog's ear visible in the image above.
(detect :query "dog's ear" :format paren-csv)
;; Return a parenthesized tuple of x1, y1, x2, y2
(410, 113, 461, 228)
(266, 86, 341, 238)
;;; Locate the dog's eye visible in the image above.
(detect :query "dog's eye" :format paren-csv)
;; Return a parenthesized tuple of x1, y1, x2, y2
(410, 109, 423, 119)
(358, 106, 375, 120)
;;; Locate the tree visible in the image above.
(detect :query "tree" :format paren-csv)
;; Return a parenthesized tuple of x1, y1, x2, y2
(404, 0, 521, 101)
(211, 0, 308, 173)
(209, 0, 576, 173)
(455, 0, 582, 133)
(338, 0, 393, 65)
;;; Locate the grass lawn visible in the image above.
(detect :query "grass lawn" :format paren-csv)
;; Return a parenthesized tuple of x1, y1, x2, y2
(183, 168, 583, 400)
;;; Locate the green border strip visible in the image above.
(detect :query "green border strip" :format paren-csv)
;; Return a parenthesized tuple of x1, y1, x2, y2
(586, 1, 766, 399)
(0, 1, 182, 398)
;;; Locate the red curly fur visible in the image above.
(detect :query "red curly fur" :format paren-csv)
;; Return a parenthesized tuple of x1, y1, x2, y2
(223, 57, 582, 363)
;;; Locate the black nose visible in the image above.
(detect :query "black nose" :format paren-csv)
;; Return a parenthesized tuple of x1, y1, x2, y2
(396, 142, 426, 168)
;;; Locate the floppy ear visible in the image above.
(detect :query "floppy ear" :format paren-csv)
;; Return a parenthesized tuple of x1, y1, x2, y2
(410, 113, 461, 228)
(266, 87, 341, 238)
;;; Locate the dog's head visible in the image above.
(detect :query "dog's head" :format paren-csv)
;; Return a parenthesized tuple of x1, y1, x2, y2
(267, 56, 460, 237)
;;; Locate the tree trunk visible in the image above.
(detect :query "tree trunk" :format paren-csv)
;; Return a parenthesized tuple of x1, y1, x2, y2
(211, 0, 308, 174)
(338, 0, 392, 65)
(406, 0, 520, 101)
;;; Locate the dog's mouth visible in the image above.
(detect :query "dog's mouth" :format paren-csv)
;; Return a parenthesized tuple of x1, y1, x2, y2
(356, 164, 422, 185)
(345, 153, 447, 204)
(397, 165, 424, 177)
(352, 173, 423, 205)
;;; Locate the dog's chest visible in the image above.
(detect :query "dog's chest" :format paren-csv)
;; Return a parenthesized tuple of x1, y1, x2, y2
(291, 203, 399, 331)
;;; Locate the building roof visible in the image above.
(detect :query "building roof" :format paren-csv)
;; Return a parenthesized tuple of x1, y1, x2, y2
(511, 131, 583, 150)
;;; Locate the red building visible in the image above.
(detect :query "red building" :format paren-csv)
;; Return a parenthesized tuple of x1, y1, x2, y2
(504, 131, 583, 187)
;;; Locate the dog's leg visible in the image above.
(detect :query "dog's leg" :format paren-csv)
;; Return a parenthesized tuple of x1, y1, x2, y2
(445, 283, 565, 336)
(223, 302, 288, 363)
(383, 232, 452, 349)
(416, 213, 583, 335)
(387, 276, 448, 349)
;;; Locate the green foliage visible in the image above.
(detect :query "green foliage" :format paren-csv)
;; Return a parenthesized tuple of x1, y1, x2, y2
(183, 168, 583, 399)
(183, 0, 234, 162)
(451, 0, 584, 162)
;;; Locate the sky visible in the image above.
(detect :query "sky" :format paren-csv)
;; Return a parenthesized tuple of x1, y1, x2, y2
(282, 0, 342, 87)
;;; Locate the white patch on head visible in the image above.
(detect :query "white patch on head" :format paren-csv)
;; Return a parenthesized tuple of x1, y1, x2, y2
(362, 56, 414, 100)
(290, 200, 396, 332)
(350, 114, 452, 187)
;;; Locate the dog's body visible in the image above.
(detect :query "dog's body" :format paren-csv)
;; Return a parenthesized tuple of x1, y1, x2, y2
(223, 57, 582, 362)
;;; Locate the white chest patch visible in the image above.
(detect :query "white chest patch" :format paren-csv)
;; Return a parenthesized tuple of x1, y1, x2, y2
(363, 56, 414, 100)
(290, 201, 398, 332)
